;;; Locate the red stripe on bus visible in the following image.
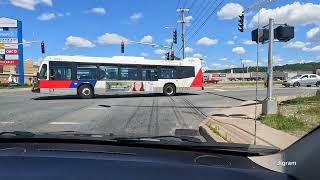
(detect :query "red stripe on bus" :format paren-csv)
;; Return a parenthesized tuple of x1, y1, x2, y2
(191, 68, 203, 87)
(38, 80, 72, 88)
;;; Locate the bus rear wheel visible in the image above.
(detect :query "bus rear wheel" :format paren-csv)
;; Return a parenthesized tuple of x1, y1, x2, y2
(163, 84, 176, 96)
(78, 84, 94, 99)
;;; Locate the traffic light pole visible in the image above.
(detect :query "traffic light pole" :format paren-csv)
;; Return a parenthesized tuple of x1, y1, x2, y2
(267, 18, 274, 100)
(262, 18, 277, 115)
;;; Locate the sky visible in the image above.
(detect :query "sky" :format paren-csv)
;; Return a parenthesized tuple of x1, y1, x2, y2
(1, 0, 320, 70)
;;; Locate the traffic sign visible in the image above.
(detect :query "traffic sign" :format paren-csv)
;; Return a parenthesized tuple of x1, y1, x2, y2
(0, 49, 4, 54)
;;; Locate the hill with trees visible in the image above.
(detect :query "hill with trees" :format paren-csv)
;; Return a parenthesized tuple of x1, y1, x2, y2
(205, 62, 320, 73)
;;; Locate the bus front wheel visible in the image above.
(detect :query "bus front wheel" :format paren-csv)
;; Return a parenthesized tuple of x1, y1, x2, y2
(163, 84, 176, 96)
(78, 84, 94, 99)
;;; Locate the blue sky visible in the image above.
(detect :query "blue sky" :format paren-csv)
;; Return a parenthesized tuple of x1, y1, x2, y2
(1, 0, 320, 70)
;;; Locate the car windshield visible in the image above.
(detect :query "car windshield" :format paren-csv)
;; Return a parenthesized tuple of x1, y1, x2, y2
(291, 75, 302, 79)
(0, 0, 320, 153)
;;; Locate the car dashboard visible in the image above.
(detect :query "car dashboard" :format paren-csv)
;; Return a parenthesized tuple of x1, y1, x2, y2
(0, 142, 293, 180)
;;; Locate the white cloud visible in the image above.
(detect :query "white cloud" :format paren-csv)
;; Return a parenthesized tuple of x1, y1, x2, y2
(140, 52, 149, 57)
(165, 39, 173, 44)
(91, 7, 106, 15)
(273, 56, 283, 65)
(217, 3, 243, 20)
(10, 0, 52, 10)
(65, 12, 71, 16)
(193, 53, 206, 59)
(219, 57, 228, 61)
(285, 41, 310, 49)
(185, 15, 192, 22)
(154, 49, 167, 55)
(241, 59, 253, 65)
(37, 13, 56, 21)
(243, 40, 256, 45)
(227, 40, 235, 45)
(140, 35, 153, 43)
(302, 45, 320, 52)
(197, 37, 218, 46)
(211, 63, 221, 67)
(306, 27, 320, 40)
(65, 36, 95, 48)
(97, 33, 128, 45)
(130, 12, 143, 22)
(185, 47, 194, 53)
(232, 46, 245, 54)
(251, 2, 320, 27)
(224, 64, 236, 68)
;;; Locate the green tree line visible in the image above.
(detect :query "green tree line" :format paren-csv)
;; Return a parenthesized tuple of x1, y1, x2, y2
(205, 62, 320, 73)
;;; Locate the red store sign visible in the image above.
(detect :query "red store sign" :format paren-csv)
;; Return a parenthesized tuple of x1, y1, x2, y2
(5, 49, 18, 54)
(0, 60, 19, 65)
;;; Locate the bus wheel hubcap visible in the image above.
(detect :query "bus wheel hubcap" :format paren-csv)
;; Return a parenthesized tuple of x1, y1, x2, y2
(82, 88, 90, 96)
(167, 87, 173, 94)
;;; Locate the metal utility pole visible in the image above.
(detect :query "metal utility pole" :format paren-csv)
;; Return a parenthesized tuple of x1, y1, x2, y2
(267, 18, 274, 100)
(177, 8, 189, 60)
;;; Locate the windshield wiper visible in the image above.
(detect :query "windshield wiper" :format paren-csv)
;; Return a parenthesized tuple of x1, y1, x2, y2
(113, 135, 203, 143)
(0, 131, 35, 137)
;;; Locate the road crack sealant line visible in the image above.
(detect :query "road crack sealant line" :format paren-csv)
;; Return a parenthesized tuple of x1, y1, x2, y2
(122, 98, 145, 133)
(147, 97, 159, 136)
(181, 97, 207, 122)
(168, 96, 188, 128)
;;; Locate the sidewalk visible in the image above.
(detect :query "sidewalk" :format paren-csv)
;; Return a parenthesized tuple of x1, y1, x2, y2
(202, 100, 299, 150)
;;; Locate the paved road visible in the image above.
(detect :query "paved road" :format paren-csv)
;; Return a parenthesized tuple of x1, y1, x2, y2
(0, 87, 318, 136)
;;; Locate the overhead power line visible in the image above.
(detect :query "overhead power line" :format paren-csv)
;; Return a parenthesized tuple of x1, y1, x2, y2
(183, 0, 225, 49)
(186, 0, 218, 38)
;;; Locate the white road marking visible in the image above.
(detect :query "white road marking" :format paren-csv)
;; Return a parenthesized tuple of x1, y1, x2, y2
(0, 121, 15, 124)
(49, 122, 80, 125)
(213, 89, 226, 92)
(86, 107, 106, 110)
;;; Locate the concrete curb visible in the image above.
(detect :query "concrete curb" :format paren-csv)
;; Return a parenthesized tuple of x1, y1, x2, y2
(199, 120, 226, 143)
(200, 98, 300, 149)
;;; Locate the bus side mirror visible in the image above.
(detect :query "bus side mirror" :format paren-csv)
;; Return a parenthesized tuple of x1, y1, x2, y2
(37, 72, 40, 78)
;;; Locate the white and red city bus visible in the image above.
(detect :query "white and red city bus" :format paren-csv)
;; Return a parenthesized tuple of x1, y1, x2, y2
(32, 55, 203, 98)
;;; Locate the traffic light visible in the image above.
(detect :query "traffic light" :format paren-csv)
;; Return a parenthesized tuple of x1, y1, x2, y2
(40, 41, 45, 54)
(274, 25, 294, 42)
(121, 41, 124, 53)
(166, 52, 170, 60)
(238, 13, 244, 32)
(170, 51, 175, 60)
(173, 30, 177, 44)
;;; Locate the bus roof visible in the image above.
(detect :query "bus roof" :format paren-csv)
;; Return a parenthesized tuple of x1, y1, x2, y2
(43, 55, 201, 66)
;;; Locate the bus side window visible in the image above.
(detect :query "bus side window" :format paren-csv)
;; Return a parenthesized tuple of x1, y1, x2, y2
(142, 68, 158, 81)
(51, 67, 72, 80)
(98, 66, 119, 80)
(77, 65, 97, 80)
(160, 67, 176, 79)
(49, 68, 55, 80)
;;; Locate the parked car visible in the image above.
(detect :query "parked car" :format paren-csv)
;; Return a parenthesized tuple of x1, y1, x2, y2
(282, 74, 320, 87)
